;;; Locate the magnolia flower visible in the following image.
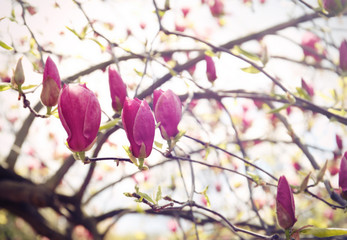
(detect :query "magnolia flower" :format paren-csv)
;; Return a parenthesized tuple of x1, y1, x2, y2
(108, 66, 127, 112)
(122, 98, 155, 158)
(153, 89, 182, 140)
(209, 0, 224, 17)
(58, 84, 101, 152)
(339, 152, 347, 199)
(41, 57, 61, 107)
(301, 32, 325, 62)
(339, 39, 347, 72)
(12, 57, 25, 88)
(336, 134, 343, 150)
(301, 78, 314, 97)
(205, 55, 217, 82)
(323, 0, 347, 14)
(276, 176, 297, 229)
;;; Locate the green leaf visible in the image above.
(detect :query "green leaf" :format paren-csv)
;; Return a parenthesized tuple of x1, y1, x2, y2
(232, 45, 261, 62)
(316, 160, 327, 183)
(134, 68, 144, 77)
(299, 172, 311, 193)
(154, 141, 163, 149)
(328, 108, 346, 117)
(99, 118, 120, 131)
(66, 26, 82, 40)
(301, 227, 347, 237)
(204, 49, 215, 57)
(296, 87, 311, 100)
(247, 172, 259, 182)
(11, 9, 16, 21)
(0, 83, 11, 91)
(168, 68, 177, 76)
(89, 38, 106, 51)
(21, 84, 38, 90)
(122, 145, 138, 166)
(174, 130, 186, 142)
(267, 104, 291, 114)
(80, 25, 89, 39)
(202, 186, 211, 208)
(135, 186, 156, 205)
(241, 66, 260, 74)
(158, 10, 166, 18)
(164, 0, 170, 9)
(155, 186, 162, 203)
(0, 41, 13, 50)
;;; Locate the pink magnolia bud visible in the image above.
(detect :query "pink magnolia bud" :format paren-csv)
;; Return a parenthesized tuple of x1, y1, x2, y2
(153, 89, 182, 140)
(276, 176, 297, 229)
(336, 134, 343, 150)
(301, 78, 314, 97)
(323, 0, 347, 14)
(339, 152, 347, 199)
(122, 98, 155, 158)
(58, 84, 101, 152)
(339, 39, 347, 71)
(12, 57, 25, 88)
(181, 7, 190, 18)
(108, 67, 127, 112)
(41, 57, 61, 107)
(175, 23, 186, 32)
(301, 32, 325, 62)
(205, 55, 217, 82)
(209, 0, 224, 17)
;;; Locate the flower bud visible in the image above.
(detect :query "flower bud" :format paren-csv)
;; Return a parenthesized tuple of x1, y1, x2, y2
(336, 134, 343, 150)
(209, 0, 224, 17)
(58, 84, 101, 152)
(122, 98, 155, 158)
(301, 32, 325, 62)
(339, 39, 347, 72)
(205, 55, 217, 82)
(12, 57, 25, 88)
(181, 7, 190, 18)
(323, 0, 347, 14)
(276, 176, 297, 229)
(41, 57, 61, 107)
(339, 152, 347, 199)
(153, 89, 182, 140)
(108, 66, 127, 112)
(301, 78, 314, 97)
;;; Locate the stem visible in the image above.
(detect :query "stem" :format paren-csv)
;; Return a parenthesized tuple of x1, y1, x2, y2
(46, 106, 52, 115)
(285, 229, 290, 240)
(138, 158, 144, 170)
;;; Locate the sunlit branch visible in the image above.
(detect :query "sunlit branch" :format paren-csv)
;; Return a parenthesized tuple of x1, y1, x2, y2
(184, 135, 278, 181)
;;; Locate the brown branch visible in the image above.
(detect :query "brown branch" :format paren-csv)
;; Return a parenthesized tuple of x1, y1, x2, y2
(137, 12, 322, 99)
(266, 101, 319, 170)
(184, 135, 278, 181)
(1, 201, 68, 240)
(5, 101, 43, 170)
(46, 155, 75, 190)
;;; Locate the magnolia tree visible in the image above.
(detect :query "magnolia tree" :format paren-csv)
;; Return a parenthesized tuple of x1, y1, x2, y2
(1, 0, 347, 239)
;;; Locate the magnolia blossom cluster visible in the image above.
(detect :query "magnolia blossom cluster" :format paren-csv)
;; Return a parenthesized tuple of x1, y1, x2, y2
(107, 67, 182, 158)
(39, 59, 182, 158)
(122, 89, 182, 158)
